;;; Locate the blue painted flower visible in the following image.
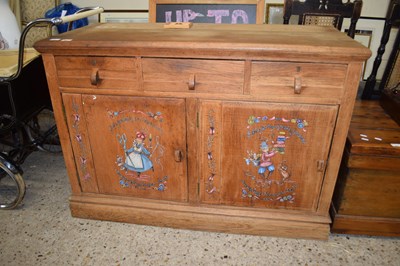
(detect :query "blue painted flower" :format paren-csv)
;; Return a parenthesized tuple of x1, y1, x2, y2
(262, 116, 268, 121)
(158, 184, 165, 191)
(297, 123, 304, 129)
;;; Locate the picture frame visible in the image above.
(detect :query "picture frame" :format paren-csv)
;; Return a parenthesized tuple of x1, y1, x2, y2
(350, 29, 373, 79)
(99, 10, 149, 23)
(265, 3, 284, 24)
(342, 18, 387, 80)
(149, 0, 265, 24)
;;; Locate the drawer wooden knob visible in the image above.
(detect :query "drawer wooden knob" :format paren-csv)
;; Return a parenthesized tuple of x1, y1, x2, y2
(174, 150, 183, 162)
(188, 74, 196, 90)
(90, 68, 100, 85)
(294, 75, 302, 94)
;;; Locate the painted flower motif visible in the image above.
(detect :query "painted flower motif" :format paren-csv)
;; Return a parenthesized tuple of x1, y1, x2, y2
(254, 117, 260, 123)
(119, 180, 129, 187)
(107, 110, 118, 118)
(83, 173, 91, 180)
(75, 134, 82, 142)
(297, 123, 304, 129)
(262, 116, 268, 121)
(151, 111, 163, 121)
(291, 119, 297, 123)
(80, 157, 87, 165)
(209, 127, 215, 135)
(248, 116, 255, 125)
(207, 187, 216, 194)
(278, 195, 294, 202)
(157, 183, 165, 191)
(73, 114, 80, 123)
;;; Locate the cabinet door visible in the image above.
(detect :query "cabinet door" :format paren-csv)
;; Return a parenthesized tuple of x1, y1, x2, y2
(200, 101, 338, 211)
(65, 94, 188, 202)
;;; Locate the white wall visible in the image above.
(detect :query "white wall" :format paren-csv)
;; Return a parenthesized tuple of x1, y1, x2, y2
(61, 0, 148, 10)
(62, 0, 390, 17)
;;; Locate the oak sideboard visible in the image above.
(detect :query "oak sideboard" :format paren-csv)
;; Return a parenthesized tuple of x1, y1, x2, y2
(35, 23, 371, 240)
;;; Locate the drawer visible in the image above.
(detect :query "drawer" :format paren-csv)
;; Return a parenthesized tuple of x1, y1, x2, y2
(55, 56, 138, 90)
(142, 58, 244, 94)
(251, 62, 347, 99)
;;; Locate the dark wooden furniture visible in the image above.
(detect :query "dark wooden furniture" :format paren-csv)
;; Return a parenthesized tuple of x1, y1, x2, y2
(362, 0, 400, 99)
(380, 85, 400, 125)
(331, 100, 400, 237)
(283, 0, 363, 38)
(34, 23, 370, 240)
(379, 23, 400, 125)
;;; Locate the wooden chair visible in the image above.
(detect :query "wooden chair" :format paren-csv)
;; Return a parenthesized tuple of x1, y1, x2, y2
(283, 0, 363, 38)
(20, 0, 59, 47)
(362, 0, 400, 99)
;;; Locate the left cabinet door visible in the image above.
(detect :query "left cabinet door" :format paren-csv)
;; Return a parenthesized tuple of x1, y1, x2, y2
(63, 94, 188, 202)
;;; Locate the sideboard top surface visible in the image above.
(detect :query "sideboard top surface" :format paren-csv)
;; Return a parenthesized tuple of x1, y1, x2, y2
(35, 23, 371, 62)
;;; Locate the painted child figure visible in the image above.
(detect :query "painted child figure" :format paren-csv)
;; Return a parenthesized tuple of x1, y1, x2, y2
(258, 141, 277, 179)
(124, 131, 153, 175)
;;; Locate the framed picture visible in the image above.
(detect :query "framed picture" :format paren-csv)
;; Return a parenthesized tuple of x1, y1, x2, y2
(342, 18, 387, 80)
(352, 29, 373, 79)
(149, 0, 265, 24)
(265, 3, 284, 24)
(99, 10, 149, 23)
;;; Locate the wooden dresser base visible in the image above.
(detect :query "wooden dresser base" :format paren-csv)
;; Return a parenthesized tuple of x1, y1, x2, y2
(330, 205, 400, 237)
(331, 100, 400, 237)
(70, 195, 330, 240)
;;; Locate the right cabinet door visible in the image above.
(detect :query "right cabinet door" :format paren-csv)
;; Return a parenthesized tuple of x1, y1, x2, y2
(200, 100, 338, 211)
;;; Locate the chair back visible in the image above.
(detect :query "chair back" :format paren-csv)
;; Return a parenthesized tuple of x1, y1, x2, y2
(20, 0, 59, 47)
(283, 0, 363, 38)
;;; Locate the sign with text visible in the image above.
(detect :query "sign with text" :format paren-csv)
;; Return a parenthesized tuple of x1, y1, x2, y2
(149, 0, 264, 24)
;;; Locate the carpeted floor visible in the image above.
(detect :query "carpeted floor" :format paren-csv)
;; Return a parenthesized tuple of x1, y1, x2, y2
(0, 151, 399, 266)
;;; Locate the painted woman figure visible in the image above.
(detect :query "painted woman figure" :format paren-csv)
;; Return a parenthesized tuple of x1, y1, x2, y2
(258, 141, 277, 178)
(124, 132, 153, 174)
